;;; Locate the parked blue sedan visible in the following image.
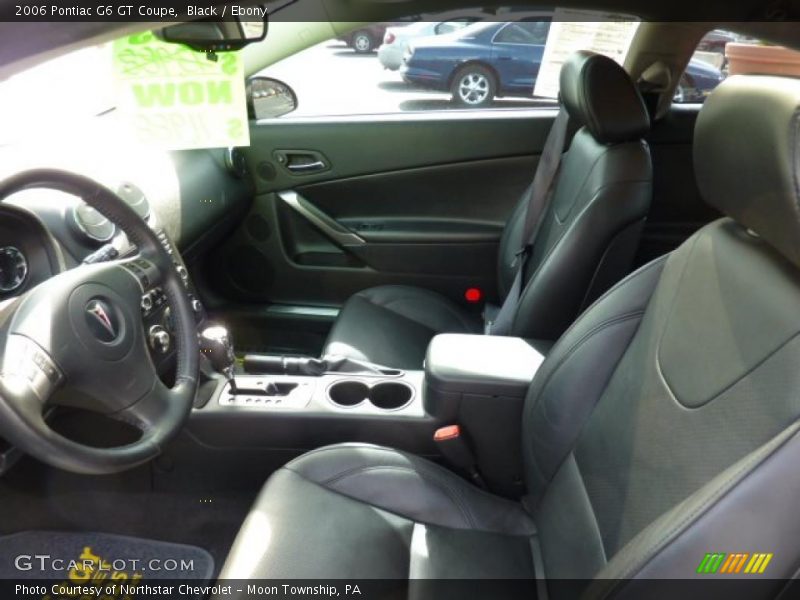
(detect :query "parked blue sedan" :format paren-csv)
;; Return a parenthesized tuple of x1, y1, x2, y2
(401, 20, 723, 107)
(401, 20, 551, 107)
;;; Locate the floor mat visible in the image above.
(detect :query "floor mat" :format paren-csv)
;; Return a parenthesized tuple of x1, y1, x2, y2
(0, 531, 213, 589)
(0, 464, 254, 575)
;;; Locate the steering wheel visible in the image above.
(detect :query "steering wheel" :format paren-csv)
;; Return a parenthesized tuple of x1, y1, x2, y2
(0, 169, 199, 474)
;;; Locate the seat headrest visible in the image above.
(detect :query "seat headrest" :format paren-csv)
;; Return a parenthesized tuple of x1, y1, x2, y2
(695, 75, 800, 268)
(559, 50, 650, 144)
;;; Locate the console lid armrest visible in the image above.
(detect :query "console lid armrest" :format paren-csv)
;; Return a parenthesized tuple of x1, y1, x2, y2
(425, 334, 548, 398)
(424, 334, 548, 498)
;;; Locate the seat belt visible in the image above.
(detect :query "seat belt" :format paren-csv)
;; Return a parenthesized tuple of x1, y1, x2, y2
(485, 106, 569, 336)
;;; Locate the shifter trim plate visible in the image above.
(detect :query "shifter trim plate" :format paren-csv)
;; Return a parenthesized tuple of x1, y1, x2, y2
(219, 376, 315, 409)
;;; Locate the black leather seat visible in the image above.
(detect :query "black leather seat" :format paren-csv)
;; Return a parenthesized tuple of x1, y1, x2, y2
(324, 51, 653, 369)
(218, 74, 800, 594)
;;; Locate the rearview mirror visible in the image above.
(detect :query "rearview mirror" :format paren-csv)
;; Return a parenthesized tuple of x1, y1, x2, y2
(157, 17, 267, 53)
(247, 77, 298, 120)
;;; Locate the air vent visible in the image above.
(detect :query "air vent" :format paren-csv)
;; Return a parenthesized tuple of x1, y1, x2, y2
(225, 148, 249, 178)
(116, 182, 150, 221)
(71, 203, 116, 243)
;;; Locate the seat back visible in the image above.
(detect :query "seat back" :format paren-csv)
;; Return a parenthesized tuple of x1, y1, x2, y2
(521, 74, 800, 596)
(497, 51, 652, 341)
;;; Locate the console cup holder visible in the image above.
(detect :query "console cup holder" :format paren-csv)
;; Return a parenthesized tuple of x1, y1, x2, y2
(369, 382, 413, 410)
(327, 380, 413, 410)
(328, 381, 369, 407)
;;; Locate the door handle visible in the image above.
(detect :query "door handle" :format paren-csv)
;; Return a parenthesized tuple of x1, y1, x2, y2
(277, 191, 364, 247)
(286, 160, 327, 173)
(274, 150, 330, 175)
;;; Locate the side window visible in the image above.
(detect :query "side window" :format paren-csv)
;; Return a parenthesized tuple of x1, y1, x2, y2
(495, 23, 538, 44)
(257, 10, 636, 116)
(674, 29, 800, 104)
(434, 22, 458, 35)
(496, 21, 550, 45)
(434, 20, 472, 35)
(523, 20, 551, 44)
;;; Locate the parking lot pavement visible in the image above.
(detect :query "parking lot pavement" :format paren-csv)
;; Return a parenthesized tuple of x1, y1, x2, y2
(258, 41, 553, 117)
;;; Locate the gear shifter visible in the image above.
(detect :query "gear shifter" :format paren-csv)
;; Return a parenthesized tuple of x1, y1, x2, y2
(199, 325, 237, 393)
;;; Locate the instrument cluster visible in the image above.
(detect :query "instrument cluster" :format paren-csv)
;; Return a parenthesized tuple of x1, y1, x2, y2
(0, 205, 62, 300)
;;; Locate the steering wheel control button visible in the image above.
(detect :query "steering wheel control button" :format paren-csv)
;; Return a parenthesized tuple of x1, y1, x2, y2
(2, 335, 62, 401)
(141, 288, 169, 317)
(141, 293, 154, 313)
(85, 299, 120, 342)
(121, 259, 159, 291)
(148, 325, 171, 354)
(190, 296, 205, 320)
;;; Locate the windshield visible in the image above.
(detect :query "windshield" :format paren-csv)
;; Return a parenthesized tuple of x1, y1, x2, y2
(0, 43, 114, 144)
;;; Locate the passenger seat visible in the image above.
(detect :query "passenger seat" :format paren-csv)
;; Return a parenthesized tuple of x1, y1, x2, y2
(324, 51, 653, 369)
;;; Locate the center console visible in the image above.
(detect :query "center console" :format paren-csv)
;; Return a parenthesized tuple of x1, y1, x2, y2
(219, 373, 420, 414)
(423, 334, 549, 495)
(190, 329, 549, 498)
(191, 327, 434, 452)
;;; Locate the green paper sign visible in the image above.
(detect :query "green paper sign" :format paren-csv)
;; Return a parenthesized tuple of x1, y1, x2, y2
(113, 32, 249, 150)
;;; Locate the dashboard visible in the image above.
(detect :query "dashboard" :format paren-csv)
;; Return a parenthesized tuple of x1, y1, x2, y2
(0, 147, 253, 375)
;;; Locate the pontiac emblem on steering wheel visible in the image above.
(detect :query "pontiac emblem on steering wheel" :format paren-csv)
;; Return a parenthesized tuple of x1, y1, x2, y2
(85, 299, 119, 342)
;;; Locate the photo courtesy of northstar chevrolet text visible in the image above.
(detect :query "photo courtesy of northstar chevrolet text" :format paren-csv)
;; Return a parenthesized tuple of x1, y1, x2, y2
(0, 0, 799, 599)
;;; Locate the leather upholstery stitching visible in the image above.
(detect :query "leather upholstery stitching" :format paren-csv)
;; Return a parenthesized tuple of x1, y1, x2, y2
(650, 230, 795, 410)
(380, 299, 473, 333)
(527, 311, 646, 489)
(524, 257, 669, 492)
(285, 463, 477, 529)
(578, 218, 646, 313)
(541, 311, 645, 389)
(331, 287, 479, 337)
(657, 327, 800, 411)
(518, 179, 651, 332)
(543, 254, 668, 347)
(327, 465, 476, 528)
(527, 261, 665, 405)
(284, 444, 535, 530)
(369, 290, 478, 333)
(550, 135, 639, 225)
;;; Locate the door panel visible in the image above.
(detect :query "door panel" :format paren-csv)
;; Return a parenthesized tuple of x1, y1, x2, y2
(207, 156, 540, 305)
(242, 112, 553, 192)
(202, 112, 554, 353)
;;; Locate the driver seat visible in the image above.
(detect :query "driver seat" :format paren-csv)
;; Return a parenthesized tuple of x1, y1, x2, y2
(217, 75, 800, 594)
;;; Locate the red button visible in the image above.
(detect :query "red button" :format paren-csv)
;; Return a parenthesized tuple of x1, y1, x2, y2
(464, 288, 483, 303)
(434, 425, 461, 441)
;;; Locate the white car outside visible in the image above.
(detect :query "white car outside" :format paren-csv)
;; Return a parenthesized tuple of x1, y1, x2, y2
(378, 21, 473, 70)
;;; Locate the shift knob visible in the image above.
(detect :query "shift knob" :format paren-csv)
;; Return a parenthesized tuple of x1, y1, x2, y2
(199, 325, 236, 388)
